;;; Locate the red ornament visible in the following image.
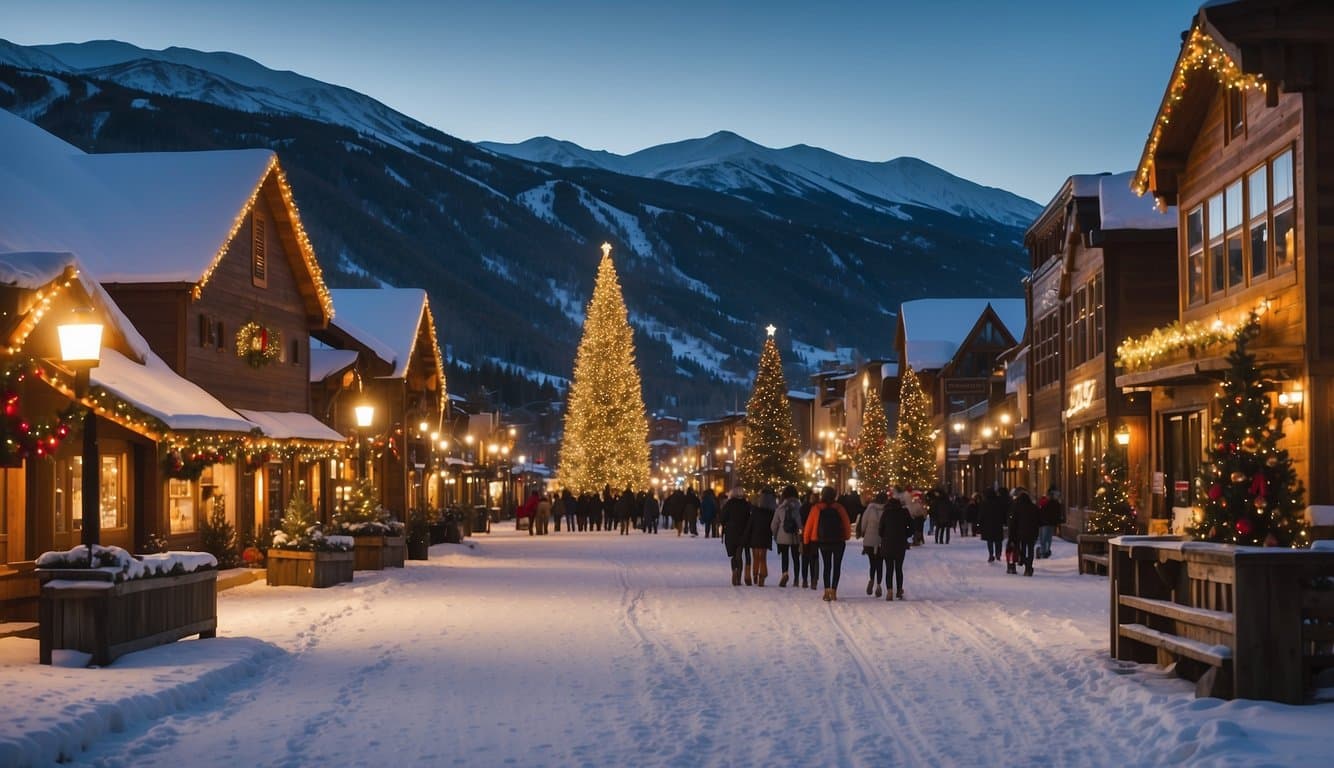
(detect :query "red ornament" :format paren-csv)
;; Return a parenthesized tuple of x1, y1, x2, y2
(1236, 517, 1253, 536)
(1249, 474, 1267, 498)
(1208, 484, 1222, 500)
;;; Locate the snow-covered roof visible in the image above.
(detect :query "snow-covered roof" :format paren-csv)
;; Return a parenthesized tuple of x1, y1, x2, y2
(236, 410, 346, 442)
(899, 298, 1026, 371)
(880, 362, 899, 379)
(329, 288, 428, 379)
(787, 390, 816, 401)
(1099, 171, 1176, 231)
(94, 349, 258, 433)
(1069, 173, 1110, 198)
(0, 110, 331, 318)
(309, 347, 360, 383)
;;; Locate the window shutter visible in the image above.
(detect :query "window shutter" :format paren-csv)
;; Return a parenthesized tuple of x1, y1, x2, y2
(252, 212, 268, 287)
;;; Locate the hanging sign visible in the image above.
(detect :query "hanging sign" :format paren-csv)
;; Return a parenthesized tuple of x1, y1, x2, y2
(1064, 379, 1097, 419)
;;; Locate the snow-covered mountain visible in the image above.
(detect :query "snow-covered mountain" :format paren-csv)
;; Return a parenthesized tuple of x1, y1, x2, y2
(480, 131, 1041, 228)
(0, 38, 445, 153)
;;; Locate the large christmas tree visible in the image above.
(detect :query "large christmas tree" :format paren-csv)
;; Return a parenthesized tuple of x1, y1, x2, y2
(736, 328, 801, 491)
(558, 244, 650, 493)
(1086, 446, 1137, 535)
(1189, 316, 1307, 547)
(853, 374, 894, 493)
(892, 365, 936, 489)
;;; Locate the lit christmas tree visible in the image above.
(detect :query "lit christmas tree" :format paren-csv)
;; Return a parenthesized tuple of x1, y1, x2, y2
(891, 365, 935, 489)
(558, 243, 650, 493)
(853, 373, 894, 493)
(1189, 315, 1307, 547)
(736, 326, 802, 491)
(1085, 446, 1137, 535)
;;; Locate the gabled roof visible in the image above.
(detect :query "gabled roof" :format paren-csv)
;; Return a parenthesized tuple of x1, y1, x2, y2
(309, 347, 360, 383)
(328, 288, 433, 380)
(897, 298, 1026, 371)
(0, 109, 331, 322)
(0, 251, 256, 434)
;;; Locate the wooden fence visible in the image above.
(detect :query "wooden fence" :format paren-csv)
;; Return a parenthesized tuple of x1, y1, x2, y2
(1109, 536, 1334, 703)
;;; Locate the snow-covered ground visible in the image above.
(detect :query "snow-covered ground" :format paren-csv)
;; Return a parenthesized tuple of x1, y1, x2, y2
(2, 530, 1329, 767)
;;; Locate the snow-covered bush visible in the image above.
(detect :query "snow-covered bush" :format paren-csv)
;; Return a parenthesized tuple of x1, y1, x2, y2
(271, 494, 353, 552)
(332, 479, 404, 536)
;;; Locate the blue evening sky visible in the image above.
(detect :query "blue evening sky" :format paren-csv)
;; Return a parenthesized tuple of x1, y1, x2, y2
(4, 0, 1204, 203)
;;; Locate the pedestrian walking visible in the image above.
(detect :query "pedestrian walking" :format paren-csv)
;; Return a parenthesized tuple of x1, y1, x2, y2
(1009, 488, 1040, 577)
(770, 485, 803, 588)
(930, 487, 952, 544)
(721, 487, 752, 586)
(701, 488, 719, 538)
(1037, 487, 1063, 558)
(803, 486, 851, 601)
(800, 489, 820, 590)
(747, 487, 776, 586)
(979, 488, 1008, 563)
(858, 493, 885, 597)
(534, 493, 551, 535)
(684, 487, 701, 537)
(879, 495, 913, 600)
(643, 491, 660, 533)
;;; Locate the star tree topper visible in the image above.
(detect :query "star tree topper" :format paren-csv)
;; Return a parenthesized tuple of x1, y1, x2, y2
(765, 324, 776, 337)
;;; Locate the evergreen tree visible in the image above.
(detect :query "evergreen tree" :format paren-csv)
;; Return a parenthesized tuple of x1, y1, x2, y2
(1190, 316, 1307, 546)
(558, 244, 650, 493)
(891, 366, 936, 489)
(736, 330, 802, 491)
(853, 374, 894, 493)
(198, 494, 240, 568)
(1086, 447, 1137, 535)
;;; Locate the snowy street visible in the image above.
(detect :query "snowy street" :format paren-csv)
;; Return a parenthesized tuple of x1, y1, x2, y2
(3, 530, 1329, 767)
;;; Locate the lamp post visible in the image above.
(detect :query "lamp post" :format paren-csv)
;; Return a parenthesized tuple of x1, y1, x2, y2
(58, 312, 104, 566)
(354, 403, 375, 480)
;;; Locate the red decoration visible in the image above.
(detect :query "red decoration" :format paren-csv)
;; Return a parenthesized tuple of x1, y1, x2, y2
(1236, 517, 1253, 536)
(1249, 474, 1267, 498)
(1208, 484, 1222, 500)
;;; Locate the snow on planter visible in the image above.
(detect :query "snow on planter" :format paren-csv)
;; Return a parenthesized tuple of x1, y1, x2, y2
(35, 544, 217, 581)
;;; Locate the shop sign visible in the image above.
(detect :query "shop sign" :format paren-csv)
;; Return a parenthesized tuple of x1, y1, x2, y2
(1152, 472, 1165, 495)
(1064, 379, 1097, 419)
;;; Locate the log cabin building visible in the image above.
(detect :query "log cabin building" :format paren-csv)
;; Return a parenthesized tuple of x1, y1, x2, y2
(312, 289, 445, 517)
(1023, 172, 1177, 533)
(1122, 0, 1334, 533)
(0, 110, 346, 572)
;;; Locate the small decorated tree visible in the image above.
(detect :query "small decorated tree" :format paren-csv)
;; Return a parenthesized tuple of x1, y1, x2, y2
(1189, 316, 1308, 547)
(891, 366, 935, 489)
(271, 494, 348, 551)
(198, 494, 240, 568)
(1085, 448, 1137, 535)
(853, 375, 894, 493)
(736, 328, 802, 491)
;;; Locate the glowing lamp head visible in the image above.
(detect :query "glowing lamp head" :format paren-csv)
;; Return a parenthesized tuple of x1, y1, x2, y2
(952, 422, 964, 433)
(1115, 424, 1131, 447)
(354, 404, 375, 428)
(419, 420, 429, 434)
(999, 413, 1011, 426)
(981, 426, 994, 439)
(57, 313, 104, 365)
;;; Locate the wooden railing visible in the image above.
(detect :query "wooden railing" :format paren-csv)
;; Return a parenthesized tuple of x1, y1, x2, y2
(1077, 534, 1111, 575)
(1109, 536, 1334, 703)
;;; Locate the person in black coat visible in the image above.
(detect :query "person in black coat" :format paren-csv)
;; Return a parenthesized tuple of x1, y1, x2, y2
(720, 487, 752, 586)
(978, 489, 1008, 563)
(878, 496, 914, 600)
(746, 488, 777, 586)
(1008, 488, 1041, 576)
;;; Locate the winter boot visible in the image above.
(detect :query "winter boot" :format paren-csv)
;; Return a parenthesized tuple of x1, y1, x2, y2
(1024, 566, 1034, 577)
(822, 588, 832, 602)
(896, 589, 904, 599)
(866, 579, 874, 596)
(779, 573, 789, 588)
(731, 567, 741, 586)
(886, 590, 893, 601)
(830, 588, 838, 601)
(875, 585, 883, 598)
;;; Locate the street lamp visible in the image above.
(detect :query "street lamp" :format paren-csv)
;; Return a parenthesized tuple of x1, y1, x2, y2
(1114, 423, 1131, 448)
(354, 403, 374, 480)
(58, 311, 104, 566)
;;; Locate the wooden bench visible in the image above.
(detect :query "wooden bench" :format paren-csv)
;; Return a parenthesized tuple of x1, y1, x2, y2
(1077, 534, 1111, 575)
(1117, 594, 1235, 697)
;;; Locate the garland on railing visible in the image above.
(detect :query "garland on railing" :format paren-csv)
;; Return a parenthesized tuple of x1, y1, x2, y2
(1116, 303, 1267, 373)
(235, 321, 283, 368)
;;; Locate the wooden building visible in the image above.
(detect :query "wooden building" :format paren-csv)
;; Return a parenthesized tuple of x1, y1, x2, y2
(1123, 0, 1334, 532)
(1023, 172, 1177, 533)
(0, 109, 345, 555)
(312, 289, 446, 517)
(894, 299, 1026, 492)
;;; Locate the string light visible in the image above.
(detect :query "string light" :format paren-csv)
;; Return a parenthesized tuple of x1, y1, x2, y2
(192, 156, 335, 321)
(1135, 26, 1265, 197)
(736, 333, 802, 491)
(892, 366, 935, 489)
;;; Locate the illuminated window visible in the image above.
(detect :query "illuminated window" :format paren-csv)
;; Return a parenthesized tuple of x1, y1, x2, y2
(1186, 206, 1204, 305)
(1272, 149, 1294, 270)
(57, 453, 126, 533)
(1247, 165, 1268, 281)
(1208, 193, 1225, 296)
(1225, 181, 1244, 289)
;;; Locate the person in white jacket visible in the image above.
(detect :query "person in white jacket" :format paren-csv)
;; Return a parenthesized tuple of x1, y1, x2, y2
(770, 485, 804, 588)
(857, 495, 886, 597)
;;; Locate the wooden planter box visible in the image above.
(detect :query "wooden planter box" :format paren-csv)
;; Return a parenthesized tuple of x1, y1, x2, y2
(406, 538, 429, 561)
(352, 535, 406, 570)
(38, 569, 217, 666)
(266, 549, 354, 588)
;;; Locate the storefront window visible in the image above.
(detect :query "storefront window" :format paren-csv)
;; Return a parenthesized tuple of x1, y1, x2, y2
(57, 454, 125, 533)
(168, 478, 195, 534)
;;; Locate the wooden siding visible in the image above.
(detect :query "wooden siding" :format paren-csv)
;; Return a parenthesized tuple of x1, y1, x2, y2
(100, 288, 189, 372)
(186, 182, 311, 413)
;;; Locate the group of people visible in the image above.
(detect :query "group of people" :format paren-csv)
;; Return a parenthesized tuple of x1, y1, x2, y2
(516, 485, 724, 537)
